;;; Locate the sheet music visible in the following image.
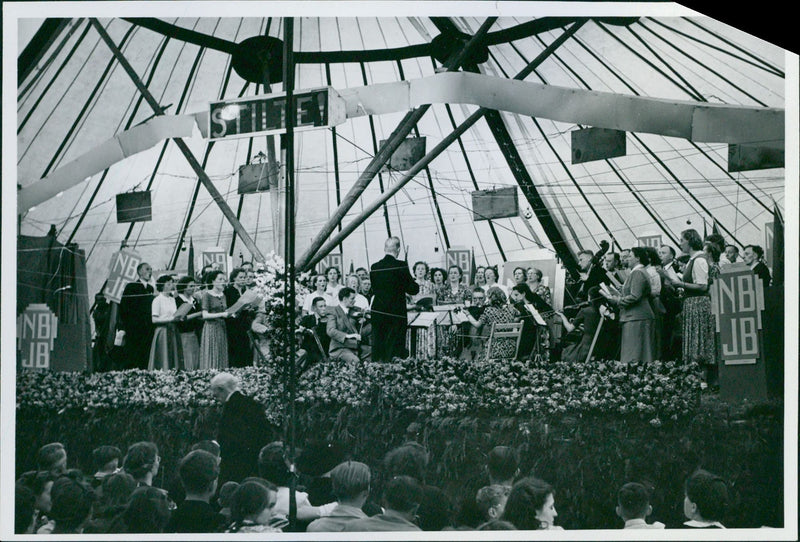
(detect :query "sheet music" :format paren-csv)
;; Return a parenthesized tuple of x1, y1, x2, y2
(525, 303, 547, 326)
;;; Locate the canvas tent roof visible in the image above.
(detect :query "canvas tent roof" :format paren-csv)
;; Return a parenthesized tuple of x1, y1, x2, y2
(13, 7, 788, 300)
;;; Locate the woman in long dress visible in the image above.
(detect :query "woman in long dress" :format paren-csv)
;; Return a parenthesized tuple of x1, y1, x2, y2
(225, 268, 253, 368)
(148, 274, 184, 370)
(175, 276, 202, 370)
(200, 270, 230, 370)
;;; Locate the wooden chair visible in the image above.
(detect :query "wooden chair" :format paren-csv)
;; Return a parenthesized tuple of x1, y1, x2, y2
(485, 321, 523, 360)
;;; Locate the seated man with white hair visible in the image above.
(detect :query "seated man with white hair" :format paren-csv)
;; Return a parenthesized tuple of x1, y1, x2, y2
(210, 373, 274, 485)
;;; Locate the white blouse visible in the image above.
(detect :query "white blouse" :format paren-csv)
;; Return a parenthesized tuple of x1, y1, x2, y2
(152, 294, 177, 323)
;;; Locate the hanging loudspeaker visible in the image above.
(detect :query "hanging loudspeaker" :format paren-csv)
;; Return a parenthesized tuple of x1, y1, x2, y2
(728, 144, 784, 172)
(571, 127, 626, 164)
(238, 162, 276, 195)
(471, 186, 518, 221)
(116, 191, 152, 223)
(379, 137, 426, 172)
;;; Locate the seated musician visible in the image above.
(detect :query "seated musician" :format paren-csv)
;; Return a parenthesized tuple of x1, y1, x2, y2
(459, 287, 486, 361)
(555, 286, 618, 362)
(326, 287, 363, 363)
(509, 283, 552, 362)
(298, 296, 330, 363)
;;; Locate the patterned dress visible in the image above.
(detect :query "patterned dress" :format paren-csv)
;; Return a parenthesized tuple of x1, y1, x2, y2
(435, 283, 471, 304)
(682, 254, 715, 367)
(480, 305, 518, 359)
(200, 290, 229, 370)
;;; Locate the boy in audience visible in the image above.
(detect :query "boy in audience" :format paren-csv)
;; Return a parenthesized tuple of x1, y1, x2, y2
(616, 482, 665, 529)
(487, 446, 520, 488)
(217, 481, 239, 525)
(37, 442, 68, 476)
(91, 445, 122, 489)
(476, 484, 511, 524)
(344, 475, 424, 532)
(166, 450, 226, 533)
(682, 469, 728, 528)
(306, 461, 371, 532)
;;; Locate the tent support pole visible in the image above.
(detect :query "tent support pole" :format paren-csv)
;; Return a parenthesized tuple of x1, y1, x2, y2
(304, 20, 587, 271)
(89, 18, 266, 263)
(298, 19, 586, 274)
(295, 16, 498, 271)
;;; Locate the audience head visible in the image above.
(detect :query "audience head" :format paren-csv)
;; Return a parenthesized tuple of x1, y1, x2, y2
(384, 236, 402, 257)
(513, 267, 526, 284)
(384, 441, 429, 482)
(330, 461, 371, 504)
(629, 247, 648, 267)
(206, 269, 226, 290)
(297, 440, 347, 478)
(92, 445, 122, 474)
(258, 441, 292, 486)
(474, 266, 486, 285)
(724, 244, 739, 262)
(644, 246, 661, 267)
(471, 287, 486, 307)
(18, 470, 56, 513)
(122, 441, 160, 483)
(155, 274, 174, 293)
(680, 228, 704, 253)
(326, 266, 341, 285)
(37, 442, 67, 475)
(209, 372, 239, 403)
(136, 262, 153, 281)
(487, 446, 520, 485)
(338, 286, 356, 306)
(179, 450, 219, 497)
(175, 275, 197, 296)
(743, 244, 764, 265)
(477, 484, 511, 521)
(345, 273, 361, 291)
(448, 265, 464, 284)
(218, 481, 239, 510)
(485, 286, 507, 308)
(502, 477, 557, 530)
(658, 245, 676, 266)
(99, 472, 137, 509)
(230, 480, 278, 528)
(616, 482, 653, 521)
(577, 250, 594, 271)
(603, 252, 621, 271)
(383, 475, 424, 517)
(684, 469, 728, 523)
(48, 475, 96, 534)
(190, 440, 221, 461)
(229, 267, 247, 288)
(703, 240, 721, 263)
(122, 486, 173, 533)
(15, 483, 37, 534)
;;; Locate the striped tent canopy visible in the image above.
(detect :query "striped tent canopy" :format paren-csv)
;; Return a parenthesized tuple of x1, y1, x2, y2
(13, 4, 789, 301)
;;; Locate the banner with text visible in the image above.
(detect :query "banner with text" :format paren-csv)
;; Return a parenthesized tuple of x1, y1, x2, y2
(710, 262, 765, 365)
(17, 303, 58, 370)
(317, 252, 343, 277)
(104, 249, 143, 304)
(202, 247, 231, 277)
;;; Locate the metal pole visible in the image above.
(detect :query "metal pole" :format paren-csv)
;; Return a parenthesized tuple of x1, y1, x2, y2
(295, 16, 497, 271)
(89, 18, 266, 263)
(305, 20, 587, 271)
(282, 16, 298, 532)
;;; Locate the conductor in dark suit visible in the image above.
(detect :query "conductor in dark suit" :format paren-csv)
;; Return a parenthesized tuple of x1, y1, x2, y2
(210, 372, 273, 485)
(118, 262, 155, 370)
(370, 237, 419, 362)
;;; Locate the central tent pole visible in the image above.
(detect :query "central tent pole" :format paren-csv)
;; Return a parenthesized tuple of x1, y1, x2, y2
(281, 16, 299, 532)
(295, 16, 497, 271)
(89, 18, 267, 263)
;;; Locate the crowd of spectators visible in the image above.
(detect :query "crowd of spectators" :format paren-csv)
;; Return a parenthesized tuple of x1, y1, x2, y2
(16, 437, 736, 534)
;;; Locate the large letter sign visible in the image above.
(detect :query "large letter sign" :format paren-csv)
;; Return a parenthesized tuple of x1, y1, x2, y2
(317, 253, 343, 276)
(710, 262, 765, 364)
(202, 247, 230, 277)
(104, 249, 142, 303)
(17, 304, 59, 369)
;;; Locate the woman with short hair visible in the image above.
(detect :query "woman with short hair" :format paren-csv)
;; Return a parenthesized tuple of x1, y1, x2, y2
(149, 274, 184, 371)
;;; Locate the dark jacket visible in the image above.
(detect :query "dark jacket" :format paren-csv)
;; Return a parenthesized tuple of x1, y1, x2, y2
(166, 499, 226, 533)
(217, 391, 272, 485)
(370, 254, 419, 320)
(753, 261, 771, 287)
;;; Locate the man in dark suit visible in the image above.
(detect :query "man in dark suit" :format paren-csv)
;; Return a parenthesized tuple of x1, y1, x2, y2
(117, 262, 155, 370)
(370, 237, 419, 362)
(210, 373, 273, 485)
(743, 245, 771, 287)
(299, 295, 330, 363)
(326, 288, 362, 363)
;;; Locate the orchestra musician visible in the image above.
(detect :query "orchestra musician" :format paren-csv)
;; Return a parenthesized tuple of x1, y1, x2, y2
(326, 287, 364, 363)
(298, 296, 330, 364)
